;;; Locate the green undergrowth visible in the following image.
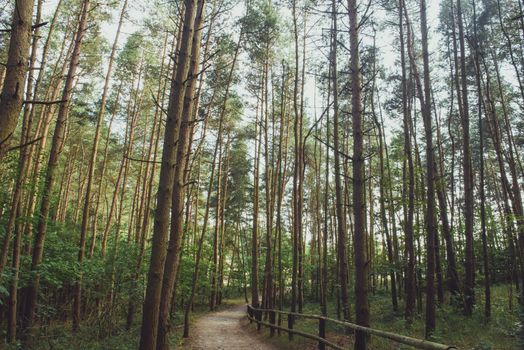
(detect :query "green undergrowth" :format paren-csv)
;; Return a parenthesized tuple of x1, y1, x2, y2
(2, 286, 519, 349)
(246, 284, 520, 350)
(2, 299, 241, 350)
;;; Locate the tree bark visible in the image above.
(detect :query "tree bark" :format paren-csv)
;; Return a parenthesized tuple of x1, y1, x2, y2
(138, 0, 198, 347)
(0, 0, 35, 159)
(455, 0, 476, 316)
(348, 0, 369, 348)
(398, 0, 415, 323)
(330, 0, 350, 325)
(420, 0, 437, 337)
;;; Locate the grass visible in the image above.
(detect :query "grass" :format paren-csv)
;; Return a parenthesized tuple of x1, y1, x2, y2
(245, 284, 520, 350)
(6, 298, 244, 350)
(5, 286, 519, 349)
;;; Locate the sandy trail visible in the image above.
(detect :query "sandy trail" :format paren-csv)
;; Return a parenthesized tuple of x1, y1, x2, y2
(184, 303, 279, 349)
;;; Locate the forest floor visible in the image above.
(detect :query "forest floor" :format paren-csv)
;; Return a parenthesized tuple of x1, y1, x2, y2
(18, 285, 520, 349)
(241, 284, 521, 350)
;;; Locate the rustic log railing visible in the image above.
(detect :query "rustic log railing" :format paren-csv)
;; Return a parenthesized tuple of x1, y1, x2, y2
(246, 305, 457, 350)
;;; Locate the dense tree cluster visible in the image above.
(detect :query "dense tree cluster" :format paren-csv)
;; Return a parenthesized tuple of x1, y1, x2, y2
(0, 0, 523, 349)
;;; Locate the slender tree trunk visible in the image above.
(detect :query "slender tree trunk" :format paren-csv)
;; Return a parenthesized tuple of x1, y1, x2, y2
(348, 0, 369, 347)
(100, 85, 140, 256)
(398, 0, 415, 323)
(472, 2, 491, 319)
(276, 63, 290, 324)
(330, 0, 350, 324)
(157, 2, 210, 345)
(22, 22, 71, 253)
(262, 45, 274, 312)
(252, 87, 262, 309)
(402, 0, 436, 335)
(420, 0, 437, 337)
(372, 82, 398, 313)
(22, 0, 91, 335)
(138, 0, 198, 347)
(90, 83, 123, 256)
(217, 144, 231, 305)
(73, 0, 128, 331)
(291, 0, 301, 315)
(454, 0, 476, 316)
(124, 33, 169, 329)
(321, 57, 331, 317)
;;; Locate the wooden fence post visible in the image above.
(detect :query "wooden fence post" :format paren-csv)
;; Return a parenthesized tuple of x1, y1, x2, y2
(277, 312, 281, 336)
(256, 309, 262, 331)
(318, 317, 326, 350)
(269, 310, 276, 337)
(244, 307, 455, 350)
(288, 314, 293, 341)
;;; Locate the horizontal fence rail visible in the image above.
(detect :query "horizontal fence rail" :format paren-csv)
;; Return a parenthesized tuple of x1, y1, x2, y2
(246, 305, 457, 350)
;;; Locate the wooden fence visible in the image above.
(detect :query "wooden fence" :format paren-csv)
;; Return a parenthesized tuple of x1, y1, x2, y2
(246, 305, 457, 350)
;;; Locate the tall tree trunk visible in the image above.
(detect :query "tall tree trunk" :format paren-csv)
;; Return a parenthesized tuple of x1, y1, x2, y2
(0, 0, 35, 159)
(348, 0, 369, 348)
(21, 0, 90, 335)
(455, 0, 476, 316)
(217, 143, 231, 305)
(298, 12, 307, 313)
(89, 83, 123, 256)
(276, 63, 290, 323)
(420, 0, 437, 337)
(124, 33, 168, 331)
(330, 0, 350, 324)
(210, 132, 224, 312)
(0, 0, 42, 278)
(99, 81, 141, 256)
(291, 0, 302, 315)
(321, 57, 331, 317)
(5, 1, 44, 340)
(472, 1, 490, 319)
(262, 45, 274, 312)
(252, 86, 262, 309)
(398, 0, 415, 323)
(138, 0, 198, 347)
(157, 2, 211, 345)
(372, 77, 398, 313)
(21, 17, 70, 253)
(402, 0, 436, 336)
(74, 0, 128, 331)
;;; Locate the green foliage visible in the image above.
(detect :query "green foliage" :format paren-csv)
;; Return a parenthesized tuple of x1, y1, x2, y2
(241, 0, 280, 63)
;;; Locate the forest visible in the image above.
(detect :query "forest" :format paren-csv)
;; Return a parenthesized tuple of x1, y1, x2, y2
(0, 0, 523, 349)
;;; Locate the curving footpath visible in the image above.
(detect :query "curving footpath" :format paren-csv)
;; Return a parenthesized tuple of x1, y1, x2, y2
(184, 303, 279, 349)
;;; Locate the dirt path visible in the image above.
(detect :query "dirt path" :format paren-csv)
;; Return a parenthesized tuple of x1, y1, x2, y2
(184, 303, 279, 349)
